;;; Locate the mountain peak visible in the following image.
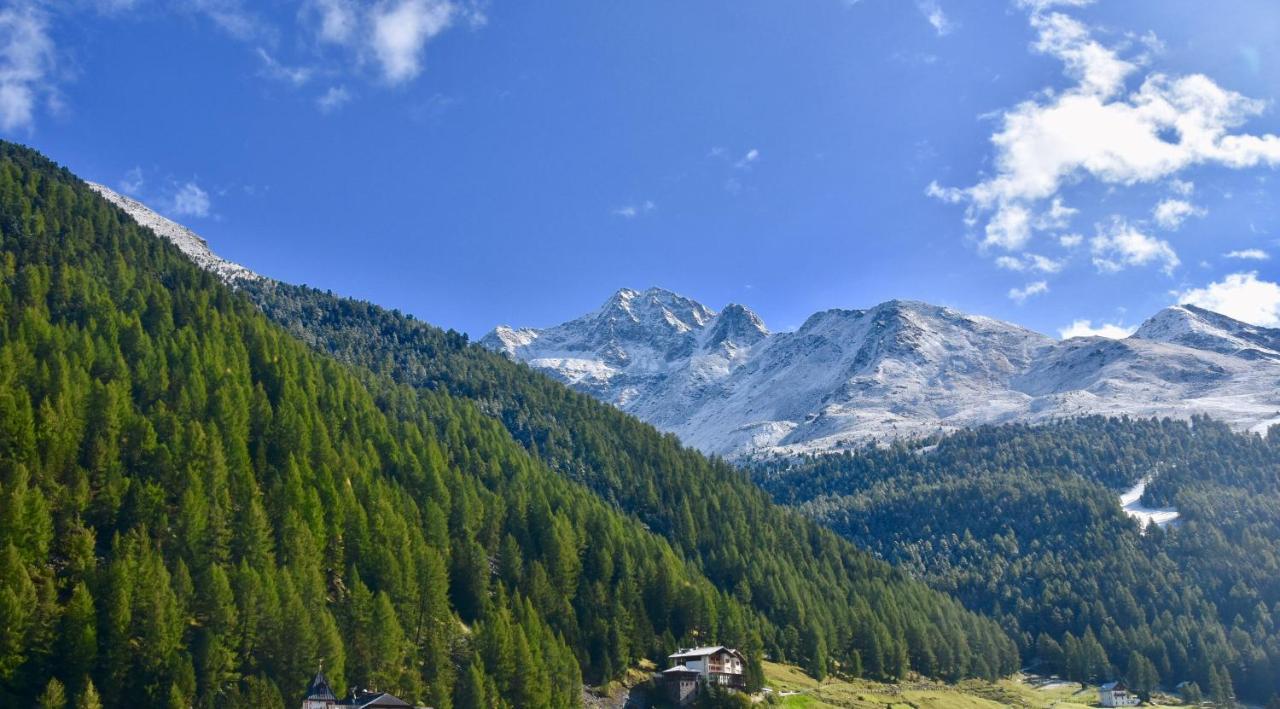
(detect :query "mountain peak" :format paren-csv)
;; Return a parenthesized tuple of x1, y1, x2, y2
(703, 303, 769, 349)
(1134, 303, 1280, 359)
(595, 287, 715, 333)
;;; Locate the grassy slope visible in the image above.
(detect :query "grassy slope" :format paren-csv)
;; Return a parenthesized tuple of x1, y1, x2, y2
(762, 662, 1186, 709)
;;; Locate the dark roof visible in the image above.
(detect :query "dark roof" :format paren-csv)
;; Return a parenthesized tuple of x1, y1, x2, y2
(337, 690, 413, 708)
(1100, 681, 1127, 691)
(306, 672, 338, 701)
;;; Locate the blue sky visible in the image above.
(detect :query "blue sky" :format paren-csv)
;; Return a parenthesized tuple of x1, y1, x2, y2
(5, 0, 1280, 337)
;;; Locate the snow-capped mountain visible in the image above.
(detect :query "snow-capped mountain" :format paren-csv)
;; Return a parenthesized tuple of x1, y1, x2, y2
(484, 289, 1280, 457)
(90, 182, 1280, 460)
(88, 182, 260, 284)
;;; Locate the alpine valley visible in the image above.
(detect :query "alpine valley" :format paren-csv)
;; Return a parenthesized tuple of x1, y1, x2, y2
(6, 144, 1280, 709)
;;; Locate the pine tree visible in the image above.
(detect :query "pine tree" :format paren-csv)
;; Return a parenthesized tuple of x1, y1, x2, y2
(369, 592, 406, 693)
(1125, 651, 1158, 702)
(1209, 664, 1235, 707)
(804, 625, 828, 681)
(0, 543, 36, 689)
(58, 583, 97, 684)
(37, 677, 67, 709)
(1036, 633, 1064, 675)
(74, 679, 102, 709)
(454, 658, 488, 709)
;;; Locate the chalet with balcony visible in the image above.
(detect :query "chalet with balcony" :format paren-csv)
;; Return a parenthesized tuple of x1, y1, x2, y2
(661, 646, 746, 704)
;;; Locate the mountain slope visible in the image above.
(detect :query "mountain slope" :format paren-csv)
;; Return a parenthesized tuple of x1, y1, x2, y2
(87, 182, 260, 284)
(753, 416, 1280, 702)
(0, 143, 1021, 707)
(485, 289, 1280, 457)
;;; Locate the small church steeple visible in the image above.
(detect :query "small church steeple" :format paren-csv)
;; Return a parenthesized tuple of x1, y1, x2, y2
(302, 660, 337, 709)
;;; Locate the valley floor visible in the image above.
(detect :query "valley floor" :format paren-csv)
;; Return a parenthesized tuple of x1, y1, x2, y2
(762, 662, 1186, 709)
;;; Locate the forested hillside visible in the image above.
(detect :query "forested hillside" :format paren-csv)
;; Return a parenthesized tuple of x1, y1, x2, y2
(0, 142, 1017, 709)
(241, 277, 1027, 684)
(755, 417, 1280, 704)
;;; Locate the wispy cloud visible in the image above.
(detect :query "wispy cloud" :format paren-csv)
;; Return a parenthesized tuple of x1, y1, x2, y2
(734, 148, 760, 170)
(1224, 248, 1269, 261)
(1008, 280, 1049, 303)
(1178, 272, 1280, 327)
(316, 85, 351, 113)
(170, 181, 211, 218)
(917, 0, 955, 36)
(994, 253, 1064, 273)
(119, 166, 144, 195)
(612, 200, 656, 219)
(186, 0, 268, 42)
(0, 4, 55, 133)
(256, 48, 313, 86)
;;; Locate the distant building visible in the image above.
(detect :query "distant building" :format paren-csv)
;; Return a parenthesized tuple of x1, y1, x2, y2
(661, 646, 746, 704)
(302, 670, 416, 709)
(1099, 680, 1140, 707)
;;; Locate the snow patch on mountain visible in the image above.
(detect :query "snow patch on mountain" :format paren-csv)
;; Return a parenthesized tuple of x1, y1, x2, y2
(88, 182, 260, 285)
(485, 288, 1280, 458)
(1119, 477, 1180, 529)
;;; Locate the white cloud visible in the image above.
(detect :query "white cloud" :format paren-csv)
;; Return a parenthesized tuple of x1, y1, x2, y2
(309, 0, 359, 44)
(734, 148, 760, 170)
(1009, 280, 1049, 303)
(1224, 248, 1269, 261)
(1151, 198, 1205, 230)
(1035, 197, 1077, 230)
(1090, 219, 1179, 274)
(1058, 319, 1136, 339)
(1059, 233, 1084, 248)
(929, 3, 1280, 258)
(917, 0, 954, 36)
(984, 202, 1032, 250)
(306, 0, 475, 85)
(994, 253, 1063, 273)
(370, 0, 455, 84)
(1177, 272, 1280, 327)
(317, 85, 351, 113)
(0, 4, 55, 133)
(1168, 178, 1194, 196)
(170, 182, 211, 218)
(612, 200, 656, 219)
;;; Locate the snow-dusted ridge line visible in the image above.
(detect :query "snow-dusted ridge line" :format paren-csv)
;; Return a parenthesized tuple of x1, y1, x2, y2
(82, 182, 1280, 461)
(87, 182, 261, 285)
(484, 289, 1280, 458)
